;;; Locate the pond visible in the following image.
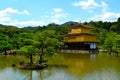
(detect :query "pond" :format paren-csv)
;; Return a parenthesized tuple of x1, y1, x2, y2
(0, 53, 120, 80)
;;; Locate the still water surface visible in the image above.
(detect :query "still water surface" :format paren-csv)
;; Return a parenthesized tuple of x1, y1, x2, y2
(0, 54, 120, 80)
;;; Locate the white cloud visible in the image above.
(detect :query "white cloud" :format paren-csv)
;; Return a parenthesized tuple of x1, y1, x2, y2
(0, 8, 67, 27)
(0, 8, 45, 27)
(0, 8, 18, 15)
(51, 8, 67, 23)
(20, 10, 30, 15)
(43, 8, 67, 24)
(10, 20, 45, 27)
(88, 12, 120, 22)
(0, 8, 29, 17)
(73, 0, 120, 22)
(52, 14, 66, 19)
(0, 17, 12, 22)
(73, 0, 99, 8)
(72, 0, 109, 13)
(1, 18, 45, 27)
(54, 8, 62, 13)
(100, 1, 108, 13)
(86, 1, 120, 22)
(52, 8, 66, 19)
(72, 0, 100, 12)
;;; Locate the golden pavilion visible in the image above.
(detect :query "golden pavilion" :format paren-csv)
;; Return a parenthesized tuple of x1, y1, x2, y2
(62, 24, 98, 51)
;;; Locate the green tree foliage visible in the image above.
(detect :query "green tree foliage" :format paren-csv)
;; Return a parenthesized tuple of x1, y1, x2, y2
(103, 32, 120, 54)
(18, 45, 36, 64)
(0, 34, 12, 55)
(92, 28, 106, 45)
(34, 30, 60, 63)
(110, 25, 117, 32)
(103, 31, 117, 53)
(92, 28, 120, 53)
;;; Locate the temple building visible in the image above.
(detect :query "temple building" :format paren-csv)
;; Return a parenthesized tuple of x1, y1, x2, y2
(61, 24, 99, 53)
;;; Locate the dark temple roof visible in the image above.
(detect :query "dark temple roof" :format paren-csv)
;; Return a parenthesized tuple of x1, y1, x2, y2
(61, 33, 98, 37)
(70, 24, 93, 29)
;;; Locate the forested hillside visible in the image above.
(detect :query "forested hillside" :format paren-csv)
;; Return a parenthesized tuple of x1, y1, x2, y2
(84, 17, 120, 33)
(0, 17, 120, 55)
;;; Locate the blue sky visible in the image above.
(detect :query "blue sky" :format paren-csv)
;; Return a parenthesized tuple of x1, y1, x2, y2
(0, 0, 120, 27)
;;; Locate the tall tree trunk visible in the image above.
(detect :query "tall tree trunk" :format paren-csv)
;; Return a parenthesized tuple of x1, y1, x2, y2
(39, 46, 44, 64)
(30, 54, 33, 64)
(5, 50, 7, 55)
(108, 46, 112, 55)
